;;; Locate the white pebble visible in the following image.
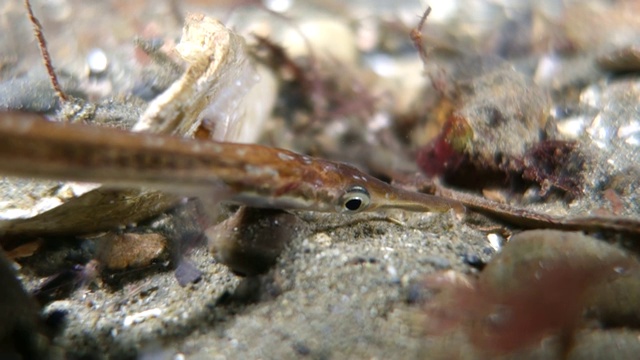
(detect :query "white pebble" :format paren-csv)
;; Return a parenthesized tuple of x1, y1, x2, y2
(87, 48, 109, 75)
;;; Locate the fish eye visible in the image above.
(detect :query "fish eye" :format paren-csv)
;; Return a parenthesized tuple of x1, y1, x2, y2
(339, 185, 371, 213)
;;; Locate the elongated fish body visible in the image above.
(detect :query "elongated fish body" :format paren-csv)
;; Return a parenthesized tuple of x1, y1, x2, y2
(0, 112, 463, 214)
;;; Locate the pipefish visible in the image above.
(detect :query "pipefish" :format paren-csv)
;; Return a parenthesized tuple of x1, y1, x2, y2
(0, 112, 463, 214)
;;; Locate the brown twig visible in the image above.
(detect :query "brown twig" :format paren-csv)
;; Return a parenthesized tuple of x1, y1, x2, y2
(24, 0, 68, 103)
(410, 6, 432, 68)
(410, 6, 455, 98)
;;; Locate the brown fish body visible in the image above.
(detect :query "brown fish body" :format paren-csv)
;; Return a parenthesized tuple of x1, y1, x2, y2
(0, 112, 461, 214)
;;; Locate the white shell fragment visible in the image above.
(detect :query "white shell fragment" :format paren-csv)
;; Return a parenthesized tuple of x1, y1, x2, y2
(123, 308, 163, 328)
(133, 14, 274, 143)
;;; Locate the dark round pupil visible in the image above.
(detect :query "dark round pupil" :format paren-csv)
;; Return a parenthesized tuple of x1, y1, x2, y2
(344, 198, 363, 211)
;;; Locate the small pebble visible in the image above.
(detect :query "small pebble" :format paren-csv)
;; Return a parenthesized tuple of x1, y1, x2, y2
(597, 45, 640, 73)
(87, 48, 109, 76)
(98, 233, 168, 271)
(207, 207, 308, 276)
(486, 233, 504, 252)
(263, 0, 293, 13)
(174, 259, 203, 287)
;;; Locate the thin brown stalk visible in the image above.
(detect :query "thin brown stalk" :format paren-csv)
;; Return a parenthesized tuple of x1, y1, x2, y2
(24, 0, 68, 103)
(410, 6, 432, 68)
